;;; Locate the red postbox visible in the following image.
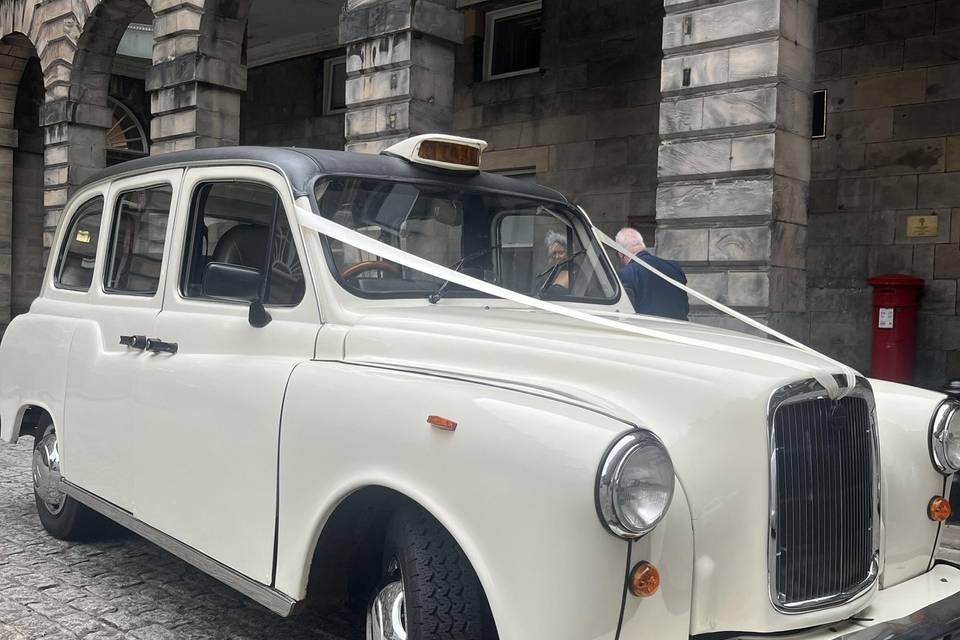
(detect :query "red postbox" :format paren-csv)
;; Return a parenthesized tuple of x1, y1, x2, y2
(867, 274, 924, 383)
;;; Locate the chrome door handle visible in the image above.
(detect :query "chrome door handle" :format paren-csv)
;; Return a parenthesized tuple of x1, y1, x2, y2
(119, 335, 148, 350)
(144, 338, 178, 355)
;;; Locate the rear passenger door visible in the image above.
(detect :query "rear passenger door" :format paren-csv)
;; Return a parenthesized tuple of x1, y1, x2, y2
(133, 166, 320, 585)
(62, 170, 181, 511)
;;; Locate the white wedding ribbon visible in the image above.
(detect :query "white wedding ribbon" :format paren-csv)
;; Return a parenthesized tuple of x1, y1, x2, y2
(593, 228, 859, 398)
(296, 206, 858, 399)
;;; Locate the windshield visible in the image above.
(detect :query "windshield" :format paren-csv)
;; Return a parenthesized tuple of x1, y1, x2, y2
(314, 177, 620, 303)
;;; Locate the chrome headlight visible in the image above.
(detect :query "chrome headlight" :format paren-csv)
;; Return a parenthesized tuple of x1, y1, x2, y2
(931, 400, 960, 475)
(596, 430, 675, 539)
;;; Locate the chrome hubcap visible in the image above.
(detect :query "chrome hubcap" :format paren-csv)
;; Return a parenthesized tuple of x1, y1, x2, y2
(32, 430, 65, 515)
(366, 579, 407, 640)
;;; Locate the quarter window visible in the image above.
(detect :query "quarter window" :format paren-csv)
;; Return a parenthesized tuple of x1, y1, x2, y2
(484, 1, 542, 80)
(181, 182, 305, 306)
(104, 185, 172, 295)
(55, 197, 104, 291)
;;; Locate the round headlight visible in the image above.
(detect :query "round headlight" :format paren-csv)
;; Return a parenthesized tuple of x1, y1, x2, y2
(931, 400, 960, 474)
(597, 430, 675, 539)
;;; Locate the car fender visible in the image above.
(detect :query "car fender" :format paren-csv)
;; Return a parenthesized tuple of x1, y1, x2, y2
(870, 378, 951, 588)
(274, 360, 693, 640)
(0, 311, 76, 444)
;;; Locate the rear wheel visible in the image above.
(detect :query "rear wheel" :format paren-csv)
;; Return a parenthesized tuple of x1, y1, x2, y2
(32, 423, 104, 540)
(366, 506, 495, 640)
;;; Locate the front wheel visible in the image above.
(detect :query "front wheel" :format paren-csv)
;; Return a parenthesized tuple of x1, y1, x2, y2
(366, 506, 496, 640)
(32, 423, 105, 541)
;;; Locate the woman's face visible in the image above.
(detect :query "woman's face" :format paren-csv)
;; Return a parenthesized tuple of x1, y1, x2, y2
(549, 242, 568, 264)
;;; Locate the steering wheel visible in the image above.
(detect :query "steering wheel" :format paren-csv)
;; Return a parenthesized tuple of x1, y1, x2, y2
(341, 260, 402, 279)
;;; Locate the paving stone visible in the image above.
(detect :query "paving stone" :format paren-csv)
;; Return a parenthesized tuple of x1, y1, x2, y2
(0, 440, 351, 640)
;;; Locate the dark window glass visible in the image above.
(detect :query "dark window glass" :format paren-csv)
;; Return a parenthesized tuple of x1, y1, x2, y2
(105, 185, 172, 295)
(55, 197, 103, 291)
(329, 59, 347, 112)
(812, 90, 827, 139)
(181, 182, 304, 306)
(490, 9, 541, 77)
(314, 178, 619, 303)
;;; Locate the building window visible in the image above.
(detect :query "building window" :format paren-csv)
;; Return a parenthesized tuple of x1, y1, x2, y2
(106, 97, 150, 165)
(812, 90, 827, 139)
(324, 56, 347, 115)
(484, 1, 542, 81)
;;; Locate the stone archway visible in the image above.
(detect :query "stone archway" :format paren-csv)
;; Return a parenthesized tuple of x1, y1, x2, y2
(11, 52, 43, 320)
(58, 0, 154, 185)
(0, 32, 42, 331)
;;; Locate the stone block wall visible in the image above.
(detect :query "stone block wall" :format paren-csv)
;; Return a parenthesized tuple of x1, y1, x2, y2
(239, 53, 345, 150)
(450, 0, 664, 239)
(810, 0, 960, 387)
(656, 0, 816, 335)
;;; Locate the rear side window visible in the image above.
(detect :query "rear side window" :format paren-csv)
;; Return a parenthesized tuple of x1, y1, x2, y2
(55, 197, 103, 291)
(104, 185, 172, 295)
(181, 181, 304, 306)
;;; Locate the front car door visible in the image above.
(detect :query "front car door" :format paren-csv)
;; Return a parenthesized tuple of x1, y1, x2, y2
(61, 170, 181, 510)
(133, 166, 320, 584)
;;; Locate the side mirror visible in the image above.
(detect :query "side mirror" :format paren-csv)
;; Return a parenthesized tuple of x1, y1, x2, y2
(204, 262, 261, 300)
(203, 262, 274, 328)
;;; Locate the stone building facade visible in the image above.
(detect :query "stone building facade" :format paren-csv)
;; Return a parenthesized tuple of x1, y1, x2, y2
(0, 0, 957, 388)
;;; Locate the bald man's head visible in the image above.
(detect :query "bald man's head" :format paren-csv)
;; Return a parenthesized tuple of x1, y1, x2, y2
(614, 227, 646, 265)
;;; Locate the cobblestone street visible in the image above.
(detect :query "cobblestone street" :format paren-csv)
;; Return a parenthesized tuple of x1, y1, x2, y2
(0, 438, 353, 640)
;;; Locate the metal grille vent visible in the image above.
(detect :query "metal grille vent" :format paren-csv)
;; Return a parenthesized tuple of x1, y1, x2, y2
(771, 394, 878, 611)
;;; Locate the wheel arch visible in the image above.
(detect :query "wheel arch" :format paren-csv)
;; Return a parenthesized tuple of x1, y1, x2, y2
(5, 401, 55, 442)
(300, 483, 499, 635)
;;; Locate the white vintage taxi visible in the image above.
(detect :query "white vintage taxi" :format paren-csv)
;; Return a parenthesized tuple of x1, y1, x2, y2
(2, 134, 960, 640)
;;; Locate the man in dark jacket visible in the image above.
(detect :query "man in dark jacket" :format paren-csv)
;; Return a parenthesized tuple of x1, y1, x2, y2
(614, 227, 689, 321)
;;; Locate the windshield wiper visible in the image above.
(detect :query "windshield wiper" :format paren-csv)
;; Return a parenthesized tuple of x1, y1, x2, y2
(535, 249, 586, 298)
(428, 245, 501, 304)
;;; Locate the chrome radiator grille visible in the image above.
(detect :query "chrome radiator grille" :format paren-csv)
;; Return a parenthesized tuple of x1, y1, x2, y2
(770, 387, 879, 612)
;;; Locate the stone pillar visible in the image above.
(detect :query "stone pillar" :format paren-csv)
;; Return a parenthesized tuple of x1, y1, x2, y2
(340, 0, 463, 154)
(148, 1, 246, 153)
(656, 0, 816, 336)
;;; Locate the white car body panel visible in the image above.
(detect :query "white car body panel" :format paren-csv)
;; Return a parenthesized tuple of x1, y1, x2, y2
(57, 170, 182, 510)
(276, 360, 695, 640)
(870, 379, 948, 587)
(130, 166, 321, 584)
(0, 149, 955, 640)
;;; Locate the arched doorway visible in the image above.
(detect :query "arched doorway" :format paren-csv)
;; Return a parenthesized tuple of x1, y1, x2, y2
(0, 32, 44, 331)
(11, 52, 44, 320)
(69, 0, 153, 176)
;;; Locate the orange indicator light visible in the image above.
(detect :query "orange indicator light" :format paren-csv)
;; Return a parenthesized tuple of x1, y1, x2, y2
(929, 496, 952, 522)
(629, 561, 660, 598)
(427, 415, 458, 432)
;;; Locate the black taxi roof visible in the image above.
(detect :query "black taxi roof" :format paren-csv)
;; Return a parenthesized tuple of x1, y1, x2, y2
(82, 146, 568, 204)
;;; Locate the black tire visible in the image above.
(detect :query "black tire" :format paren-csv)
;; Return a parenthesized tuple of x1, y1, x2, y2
(381, 505, 497, 640)
(33, 423, 106, 541)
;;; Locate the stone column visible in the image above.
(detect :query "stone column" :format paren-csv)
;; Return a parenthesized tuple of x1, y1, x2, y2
(656, 0, 816, 336)
(148, 1, 246, 153)
(340, 0, 463, 154)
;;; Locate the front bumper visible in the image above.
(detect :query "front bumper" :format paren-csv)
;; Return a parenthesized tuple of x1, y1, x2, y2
(739, 562, 960, 640)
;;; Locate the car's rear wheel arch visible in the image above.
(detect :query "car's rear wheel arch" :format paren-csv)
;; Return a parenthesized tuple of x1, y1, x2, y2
(303, 485, 498, 636)
(17, 404, 52, 440)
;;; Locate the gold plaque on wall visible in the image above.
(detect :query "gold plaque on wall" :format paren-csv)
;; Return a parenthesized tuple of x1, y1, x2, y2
(906, 214, 939, 238)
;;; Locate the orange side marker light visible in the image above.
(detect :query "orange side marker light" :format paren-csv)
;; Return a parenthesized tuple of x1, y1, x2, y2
(929, 496, 952, 522)
(427, 415, 458, 432)
(629, 561, 660, 598)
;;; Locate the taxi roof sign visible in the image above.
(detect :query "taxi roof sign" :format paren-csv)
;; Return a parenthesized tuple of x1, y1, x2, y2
(382, 134, 488, 171)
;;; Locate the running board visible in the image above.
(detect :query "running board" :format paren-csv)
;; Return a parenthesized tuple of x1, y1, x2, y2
(61, 480, 298, 617)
